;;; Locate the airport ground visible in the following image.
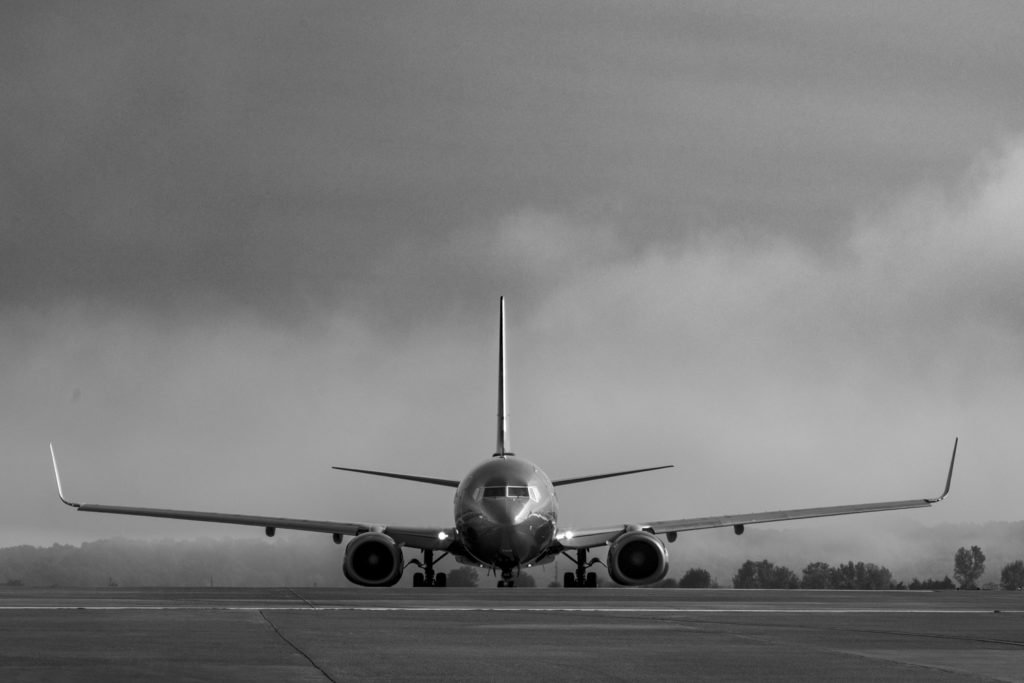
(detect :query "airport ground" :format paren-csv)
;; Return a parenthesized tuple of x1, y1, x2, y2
(1, 586, 1022, 681)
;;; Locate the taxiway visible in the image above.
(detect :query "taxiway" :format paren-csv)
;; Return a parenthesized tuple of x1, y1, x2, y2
(1, 587, 1022, 681)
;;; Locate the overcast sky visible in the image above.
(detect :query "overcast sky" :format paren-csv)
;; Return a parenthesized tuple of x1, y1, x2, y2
(3, 2, 1023, 547)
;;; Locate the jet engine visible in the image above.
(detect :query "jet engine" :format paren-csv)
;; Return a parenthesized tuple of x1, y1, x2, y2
(607, 530, 669, 586)
(342, 532, 404, 587)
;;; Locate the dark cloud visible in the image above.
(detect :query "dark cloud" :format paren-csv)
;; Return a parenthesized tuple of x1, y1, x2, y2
(4, 2, 1023, 323)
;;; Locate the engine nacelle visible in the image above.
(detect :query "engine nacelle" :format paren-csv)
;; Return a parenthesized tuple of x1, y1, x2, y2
(343, 532, 404, 587)
(607, 530, 669, 586)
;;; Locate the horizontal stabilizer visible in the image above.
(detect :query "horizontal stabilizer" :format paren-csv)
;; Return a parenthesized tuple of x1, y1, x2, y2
(332, 466, 460, 487)
(552, 464, 673, 487)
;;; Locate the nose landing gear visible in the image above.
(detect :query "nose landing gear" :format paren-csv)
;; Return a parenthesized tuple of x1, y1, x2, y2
(497, 568, 516, 588)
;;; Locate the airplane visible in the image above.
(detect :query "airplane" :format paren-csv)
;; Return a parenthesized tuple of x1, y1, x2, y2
(50, 297, 958, 588)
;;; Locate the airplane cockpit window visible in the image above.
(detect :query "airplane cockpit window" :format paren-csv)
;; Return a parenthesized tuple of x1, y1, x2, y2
(474, 486, 540, 502)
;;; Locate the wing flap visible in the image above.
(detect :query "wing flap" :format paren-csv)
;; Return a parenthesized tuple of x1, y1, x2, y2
(647, 498, 935, 535)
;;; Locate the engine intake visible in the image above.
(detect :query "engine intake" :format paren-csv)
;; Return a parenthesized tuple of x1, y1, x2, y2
(343, 532, 404, 587)
(607, 530, 669, 586)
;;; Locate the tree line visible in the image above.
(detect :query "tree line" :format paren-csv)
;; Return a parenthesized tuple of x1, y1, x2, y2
(3, 538, 1023, 589)
(725, 545, 1024, 590)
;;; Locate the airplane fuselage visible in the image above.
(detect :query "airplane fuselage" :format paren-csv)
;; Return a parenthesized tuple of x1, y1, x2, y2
(454, 456, 558, 572)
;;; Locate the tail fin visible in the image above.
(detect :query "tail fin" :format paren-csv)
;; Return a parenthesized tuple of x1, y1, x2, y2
(494, 296, 513, 457)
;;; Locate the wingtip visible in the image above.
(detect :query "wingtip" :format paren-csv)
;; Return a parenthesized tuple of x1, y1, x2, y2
(930, 437, 957, 503)
(49, 442, 77, 508)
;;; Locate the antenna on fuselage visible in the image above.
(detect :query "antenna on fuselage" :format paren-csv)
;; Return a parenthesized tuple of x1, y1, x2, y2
(494, 296, 513, 457)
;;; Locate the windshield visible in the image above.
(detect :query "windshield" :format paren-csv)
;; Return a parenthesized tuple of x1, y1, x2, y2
(476, 485, 539, 501)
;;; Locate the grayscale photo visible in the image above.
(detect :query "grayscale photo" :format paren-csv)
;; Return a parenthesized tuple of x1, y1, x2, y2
(2, 2, 1023, 680)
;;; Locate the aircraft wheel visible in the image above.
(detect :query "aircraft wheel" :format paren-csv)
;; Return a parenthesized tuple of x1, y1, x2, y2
(497, 580, 506, 588)
(563, 572, 576, 588)
(413, 572, 425, 587)
(586, 572, 598, 588)
(435, 572, 447, 587)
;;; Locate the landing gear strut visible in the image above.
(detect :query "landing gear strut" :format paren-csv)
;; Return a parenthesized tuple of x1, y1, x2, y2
(409, 549, 448, 587)
(562, 548, 600, 587)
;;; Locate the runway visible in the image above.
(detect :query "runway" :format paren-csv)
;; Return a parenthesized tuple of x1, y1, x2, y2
(2, 587, 1023, 681)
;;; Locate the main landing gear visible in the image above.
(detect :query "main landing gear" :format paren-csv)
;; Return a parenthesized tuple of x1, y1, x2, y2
(562, 548, 600, 588)
(409, 549, 448, 587)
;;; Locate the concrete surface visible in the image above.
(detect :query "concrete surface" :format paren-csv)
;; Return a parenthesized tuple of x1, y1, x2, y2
(1, 587, 1022, 681)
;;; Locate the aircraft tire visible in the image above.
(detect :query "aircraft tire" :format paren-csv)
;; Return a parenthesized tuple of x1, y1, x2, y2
(413, 572, 424, 587)
(586, 572, 598, 588)
(435, 572, 447, 587)
(563, 572, 576, 588)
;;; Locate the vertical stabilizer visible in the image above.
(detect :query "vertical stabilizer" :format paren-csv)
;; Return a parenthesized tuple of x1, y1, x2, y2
(494, 297, 513, 457)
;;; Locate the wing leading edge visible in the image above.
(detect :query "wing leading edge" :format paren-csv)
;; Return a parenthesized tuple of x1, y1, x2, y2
(556, 438, 958, 550)
(50, 445, 452, 550)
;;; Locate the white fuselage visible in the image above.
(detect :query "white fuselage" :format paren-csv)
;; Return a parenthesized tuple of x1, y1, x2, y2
(454, 456, 558, 571)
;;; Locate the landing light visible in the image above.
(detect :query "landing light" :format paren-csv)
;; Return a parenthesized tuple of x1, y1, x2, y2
(557, 530, 575, 541)
(437, 531, 449, 541)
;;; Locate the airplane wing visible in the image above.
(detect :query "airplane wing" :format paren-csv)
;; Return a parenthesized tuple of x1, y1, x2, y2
(50, 445, 454, 550)
(555, 438, 958, 550)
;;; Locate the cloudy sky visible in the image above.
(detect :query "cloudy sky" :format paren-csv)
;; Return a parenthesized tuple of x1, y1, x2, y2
(3, 2, 1023, 547)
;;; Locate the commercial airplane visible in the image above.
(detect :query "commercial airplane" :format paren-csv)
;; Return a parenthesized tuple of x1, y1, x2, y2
(51, 297, 957, 588)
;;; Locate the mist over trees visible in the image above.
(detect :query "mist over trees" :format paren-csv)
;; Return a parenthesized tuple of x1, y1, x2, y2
(954, 546, 986, 589)
(799, 561, 892, 590)
(732, 560, 800, 589)
(661, 520, 1024, 589)
(679, 568, 713, 588)
(908, 576, 955, 590)
(1000, 560, 1024, 590)
(0, 537, 350, 588)
(3, 521, 1022, 588)
(445, 566, 479, 587)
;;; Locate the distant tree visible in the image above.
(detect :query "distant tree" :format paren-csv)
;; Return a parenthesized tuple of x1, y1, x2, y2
(515, 572, 537, 587)
(732, 560, 799, 589)
(953, 546, 986, 589)
(909, 576, 955, 590)
(801, 562, 832, 589)
(655, 577, 678, 588)
(445, 566, 479, 587)
(828, 561, 892, 590)
(679, 568, 712, 588)
(1000, 560, 1024, 590)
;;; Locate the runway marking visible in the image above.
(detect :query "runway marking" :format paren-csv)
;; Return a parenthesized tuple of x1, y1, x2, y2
(2, 606, 1022, 614)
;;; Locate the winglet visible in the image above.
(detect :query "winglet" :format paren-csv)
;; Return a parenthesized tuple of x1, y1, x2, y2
(928, 437, 958, 503)
(50, 443, 78, 508)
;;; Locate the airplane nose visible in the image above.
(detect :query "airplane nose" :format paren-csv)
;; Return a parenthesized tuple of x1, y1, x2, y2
(483, 499, 528, 526)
